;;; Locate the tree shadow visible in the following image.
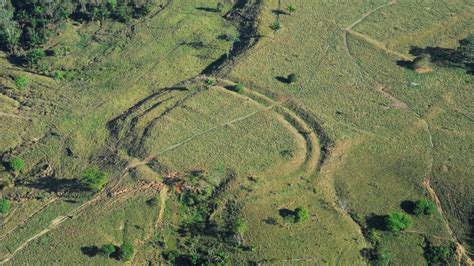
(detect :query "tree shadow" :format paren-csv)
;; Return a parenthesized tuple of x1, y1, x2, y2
(25, 176, 86, 193)
(400, 200, 416, 215)
(276, 76, 290, 84)
(81, 245, 99, 257)
(195, 7, 219, 13)
(366, 214, 387, 231)
(279, 208, 295, 219)
(272, 9, 288, 16)
(397, 37, 473, 75)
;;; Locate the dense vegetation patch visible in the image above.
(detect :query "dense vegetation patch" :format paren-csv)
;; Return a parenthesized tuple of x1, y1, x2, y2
(0, 0, 154, 52)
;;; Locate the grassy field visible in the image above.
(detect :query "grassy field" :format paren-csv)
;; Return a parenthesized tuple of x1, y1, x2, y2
(0, 0, 472, 264)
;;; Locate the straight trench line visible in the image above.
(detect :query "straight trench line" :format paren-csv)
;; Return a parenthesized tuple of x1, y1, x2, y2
(155, 103, 278, 156)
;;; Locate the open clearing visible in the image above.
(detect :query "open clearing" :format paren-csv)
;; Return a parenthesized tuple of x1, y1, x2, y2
(0, 0, 473, 264)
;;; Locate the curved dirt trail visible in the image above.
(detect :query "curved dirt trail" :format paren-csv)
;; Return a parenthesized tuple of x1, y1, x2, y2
(343, 1, 472, 263)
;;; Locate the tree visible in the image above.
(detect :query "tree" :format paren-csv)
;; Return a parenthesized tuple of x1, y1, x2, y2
(413, 199, 436, 216)
(81, 167, 109, 192)
(0, 6, 21, 53)
(287, 4, 296, 14)
(100, 243, 116, 258)
(10, 157, 25, 176)
(413, 54, 432, 73)
(425, 243, 455, 265)
(0, 198, 11, 215)
(386, 212, 412, 232)
(119, 242, 134, 261)
(288, 73, 297, 83)
(459, 34, 474, 64)
(295, 207, 309, 222)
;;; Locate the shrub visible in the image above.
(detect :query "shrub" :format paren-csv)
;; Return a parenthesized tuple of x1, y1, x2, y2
(288, 73, 297, 83)
(234, 83, 244, 93)
(232, 217, 248, 236)
(15, 76, 29, 89)
(386, 212, 412, 232)
(413, 54, 432, 73)
(9, 157, 25, 174)
(206, 77, 216, 86)
(295, 207, 309, 222)
(119, 242, 134, 261)
(100, 244, 116, 257)
(270, 21, 282, 31)
(425, 244, 454, 264)
(25, 49, 46, 65)
(287, 4, 296, 14)
(0, 198, 11, 214)
(147, 197, 159, 207)
(81, 167, 109, 192)
(413, 199, 436, 216)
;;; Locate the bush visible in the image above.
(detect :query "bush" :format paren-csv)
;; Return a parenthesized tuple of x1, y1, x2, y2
(295, 207, 309, 222)
(25, 49, 46, 65)
(287, 4, 296, 14)
(81, 167, 109, 192)
(0, 198, 11, 214)
(232, 217, 248, 236)
(288, 73, 297, 83)
(385, 212, 412, 232)
(270, 21, 282, 31)
(9, 157, 25, 174)
(206, 77, 216, 86)
(413, 199, 436, 216)
(147, 197, 159, 207)
(425, 244, 454, 264)
(15, 75, 29, 89)
(119, 242, 134, 261)
(234, 83, 244, 93)
(100, 244, 116, 257)
(413, 54, 432, 70)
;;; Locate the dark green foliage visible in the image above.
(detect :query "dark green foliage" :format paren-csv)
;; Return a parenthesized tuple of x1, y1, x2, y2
(385, 212, 412, 232)
(25, 48, 46, 65)
(147, 196, 159, 207)
(270, 20, 282, 31)
(459, 34, 474, 64)
(0, 198, 11, 214)
(424, 243, 455, 265)
(414, 199, 436, 216)
(0, 5, 21, 52)
(295, 207, 309, 222)
(100, 244, 116, 257)
(9, 157, 25, 174)
(287, 4, 296, 14)
(1, 0, 153, 50)
(119, 242, 134, 261)
(288, 73, 297, 83)
(81, 167, 109, 192)
(234, 83, 244, 93)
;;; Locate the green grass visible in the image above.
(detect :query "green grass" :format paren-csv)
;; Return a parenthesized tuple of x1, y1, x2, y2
(0, 0, 472, 264)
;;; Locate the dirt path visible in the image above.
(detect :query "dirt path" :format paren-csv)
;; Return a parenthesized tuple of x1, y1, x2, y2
(0, 112, 33, 121)
(0, 198, 58, 241)
(342, 0, 410, 110)
(155, 186, 168, 228)
(423, 179, 473, 264)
